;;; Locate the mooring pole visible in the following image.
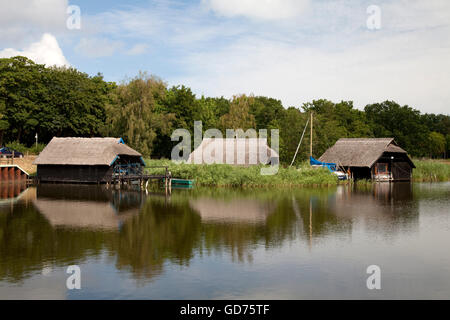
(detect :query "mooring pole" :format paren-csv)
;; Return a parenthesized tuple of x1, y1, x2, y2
(290, 117, 310, 167)
(310, 111, 313, 158)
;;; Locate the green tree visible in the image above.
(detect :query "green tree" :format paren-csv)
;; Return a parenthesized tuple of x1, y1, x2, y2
(446, 134, 450, 159)
(0, 56, 112, 146)
(300, 99, 373, 158)
(0, 99, 8, 146)
(103, 73, 175, 157)
(279, 107, 307, 164)
(219, 95, 256, 132)
(428, 132, 446, 158)
(364, 100, 430, 157)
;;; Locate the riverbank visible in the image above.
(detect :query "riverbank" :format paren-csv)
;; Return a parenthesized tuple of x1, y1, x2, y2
(145, 158, 450, 187)
(412, 159, 450, 182)
(145, 159, 338, 187)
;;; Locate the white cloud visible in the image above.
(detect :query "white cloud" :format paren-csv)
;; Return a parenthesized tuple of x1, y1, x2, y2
(162, 0, 450, 114)
(203, 0, 310, 20)
(0, 33, 69, 67)
(0, 0, 68, 44)
(64, 0, 450, 114)
(126, 43, 149, 56)
(174, 25, 450, 114)
(75, 38, 124, 58)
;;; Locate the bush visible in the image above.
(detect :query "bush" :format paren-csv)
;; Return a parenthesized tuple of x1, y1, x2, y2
(28, 143, 46, 155)
(5, 141, 27, 154)
(4, 141, 46, 155)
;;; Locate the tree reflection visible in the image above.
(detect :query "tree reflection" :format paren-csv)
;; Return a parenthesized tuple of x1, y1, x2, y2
(0, 182, 422, 283)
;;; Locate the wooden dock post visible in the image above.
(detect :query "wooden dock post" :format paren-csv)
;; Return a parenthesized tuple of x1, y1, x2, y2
(310, 111, 313, 158)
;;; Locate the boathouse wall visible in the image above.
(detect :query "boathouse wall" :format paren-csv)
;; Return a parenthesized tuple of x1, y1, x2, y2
(37, 165, 113, 183)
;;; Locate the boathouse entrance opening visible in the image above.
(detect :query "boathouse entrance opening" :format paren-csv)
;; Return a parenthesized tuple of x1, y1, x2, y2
(350, 167, 371, 180)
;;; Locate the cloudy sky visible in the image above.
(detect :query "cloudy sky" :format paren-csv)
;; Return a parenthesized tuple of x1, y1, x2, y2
(0, 0, 449, 114)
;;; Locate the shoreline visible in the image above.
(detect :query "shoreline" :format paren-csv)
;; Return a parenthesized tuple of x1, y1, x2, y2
(145, 159, 450, 188)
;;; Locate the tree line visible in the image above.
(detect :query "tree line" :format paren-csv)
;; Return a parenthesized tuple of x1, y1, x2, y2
(1, 56, 449, 163)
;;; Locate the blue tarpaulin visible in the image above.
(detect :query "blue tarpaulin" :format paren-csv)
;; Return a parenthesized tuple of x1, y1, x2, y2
(310, 156, 337, 172)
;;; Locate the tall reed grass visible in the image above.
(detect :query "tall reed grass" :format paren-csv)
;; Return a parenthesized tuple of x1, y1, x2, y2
(144, 158, 450, 187)
(412, 159, 450, 182)
(144, 159, 338, 187)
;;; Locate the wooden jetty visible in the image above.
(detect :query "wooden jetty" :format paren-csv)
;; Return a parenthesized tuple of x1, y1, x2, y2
(110, 165, 172, 190)
(0, 164, 31, 183)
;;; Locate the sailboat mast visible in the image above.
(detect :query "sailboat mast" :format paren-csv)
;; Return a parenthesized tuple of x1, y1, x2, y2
(310, 111, 313, 157)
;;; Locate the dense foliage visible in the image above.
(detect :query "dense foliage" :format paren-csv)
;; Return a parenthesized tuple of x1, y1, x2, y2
(1, 56, 449, 161)
(0, 56, 114, 147)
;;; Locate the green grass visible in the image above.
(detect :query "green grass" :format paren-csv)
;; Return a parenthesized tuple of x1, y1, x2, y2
(144, 159, 339, 187)
(143, 158, 450, 187)
(412, 159, 450, 182)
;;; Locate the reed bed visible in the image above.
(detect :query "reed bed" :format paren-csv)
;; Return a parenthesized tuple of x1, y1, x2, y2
(145, 159, 338, 187)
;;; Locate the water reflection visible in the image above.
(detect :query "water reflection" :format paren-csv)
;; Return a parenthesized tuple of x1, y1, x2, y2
(330, 183, 419, 235)
(0, 181, 428, 290)
(34, 185, 143, 230)
(0, 181, 31, 208)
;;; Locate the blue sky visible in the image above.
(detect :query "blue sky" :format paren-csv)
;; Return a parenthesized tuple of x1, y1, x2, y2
(1, 0, 449, 114)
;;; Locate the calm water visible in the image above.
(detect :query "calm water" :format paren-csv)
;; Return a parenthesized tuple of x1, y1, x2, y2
(0, 181, 449, 299)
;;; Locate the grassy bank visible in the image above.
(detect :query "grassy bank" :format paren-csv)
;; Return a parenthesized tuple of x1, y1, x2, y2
(144, 159, 338, 187)
(412, 159, 450, 182)
(144, 158, 450, 187)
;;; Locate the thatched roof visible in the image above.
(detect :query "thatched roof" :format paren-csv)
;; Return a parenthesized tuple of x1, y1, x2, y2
(34, 137, 142, 166)
(187, 138, 279, 165)
(319, 138, 414, 168)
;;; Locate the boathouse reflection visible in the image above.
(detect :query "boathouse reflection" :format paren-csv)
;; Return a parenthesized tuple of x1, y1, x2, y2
(33, 184, 143, 230)
(0, 183, 421, 284)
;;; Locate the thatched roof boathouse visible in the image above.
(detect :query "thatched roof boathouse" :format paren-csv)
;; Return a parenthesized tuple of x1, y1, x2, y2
(187, 138, 279, 165)
(319, 138, 415, 181)
(34, 137, 145, 183)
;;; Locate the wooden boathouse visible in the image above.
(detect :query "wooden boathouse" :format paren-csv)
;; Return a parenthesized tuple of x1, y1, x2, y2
(319, 138, 415, 181)
(33, 137, 166, 184)
(187, 138, 279, 165)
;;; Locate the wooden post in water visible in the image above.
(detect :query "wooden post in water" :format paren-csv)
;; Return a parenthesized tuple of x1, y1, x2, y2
(309, 198, 313, 250)
(310, 111, 313, 158)
(164, 167, 169, 196)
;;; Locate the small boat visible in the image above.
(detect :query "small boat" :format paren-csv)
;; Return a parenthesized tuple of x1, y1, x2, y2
(171, 179, 194, 186)
(310, 157, 348, 180)
(162, 178, 195, 188)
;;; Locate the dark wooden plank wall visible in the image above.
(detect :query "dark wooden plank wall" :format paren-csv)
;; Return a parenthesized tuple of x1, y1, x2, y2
(37, 165, 114, 183)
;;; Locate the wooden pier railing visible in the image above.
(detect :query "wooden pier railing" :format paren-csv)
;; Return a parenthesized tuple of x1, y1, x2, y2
(110, 165, 172, 194)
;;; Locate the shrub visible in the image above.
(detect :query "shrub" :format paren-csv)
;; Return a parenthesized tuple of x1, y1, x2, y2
(5, 141, 27, 154)
(28, 143, 46, 155)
